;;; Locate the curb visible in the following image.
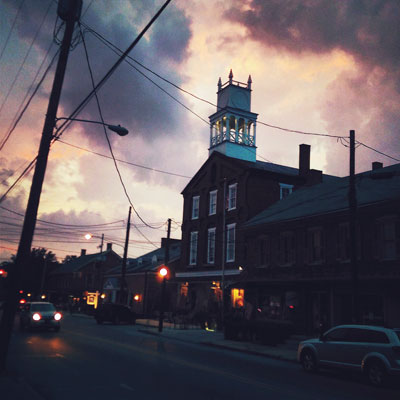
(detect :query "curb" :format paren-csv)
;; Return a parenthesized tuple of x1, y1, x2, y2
(137, 328, 297, 363)
(1, 371, 45, 400)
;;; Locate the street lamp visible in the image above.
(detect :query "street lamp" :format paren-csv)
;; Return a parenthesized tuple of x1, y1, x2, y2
(55, 117, 129, 136)
(158, 265, 169, 333)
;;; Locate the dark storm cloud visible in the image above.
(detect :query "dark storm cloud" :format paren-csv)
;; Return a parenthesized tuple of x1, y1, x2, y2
(226, 0, 400, 171)
(4, 0, 193, 144)
(226, 0, 400, 69)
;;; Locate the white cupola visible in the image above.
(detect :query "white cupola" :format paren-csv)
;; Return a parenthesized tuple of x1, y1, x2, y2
(209, 70, 258, 162)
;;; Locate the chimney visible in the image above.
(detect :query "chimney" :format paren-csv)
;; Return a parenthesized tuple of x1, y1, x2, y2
(372, 161, 383, 170)
(80, 249, 86, 257)
(299, 144, 310, 176)
(106, 243, 112, 251)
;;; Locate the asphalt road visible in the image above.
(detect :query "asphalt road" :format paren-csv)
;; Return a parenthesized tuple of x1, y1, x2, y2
(4, 314, 399, 400)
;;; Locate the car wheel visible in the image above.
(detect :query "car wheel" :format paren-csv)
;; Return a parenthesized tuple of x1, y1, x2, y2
(301, 349, 318, 372)
(365, 360, 386, 387)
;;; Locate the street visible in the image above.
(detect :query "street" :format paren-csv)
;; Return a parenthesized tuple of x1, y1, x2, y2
(4, 314, 399, 400)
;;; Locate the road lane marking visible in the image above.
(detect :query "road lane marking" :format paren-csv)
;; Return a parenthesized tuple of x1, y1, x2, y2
(120, 383, 134, 391)
(62, 328, 319, 400)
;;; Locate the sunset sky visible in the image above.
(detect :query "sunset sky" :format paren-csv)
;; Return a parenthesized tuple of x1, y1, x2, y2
(1, 0, 399, 262)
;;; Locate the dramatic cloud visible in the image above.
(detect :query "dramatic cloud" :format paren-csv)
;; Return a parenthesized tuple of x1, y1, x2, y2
(226, 0, 400, 172)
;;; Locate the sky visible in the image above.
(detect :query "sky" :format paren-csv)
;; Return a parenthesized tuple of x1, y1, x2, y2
(0, 0, 399, 262)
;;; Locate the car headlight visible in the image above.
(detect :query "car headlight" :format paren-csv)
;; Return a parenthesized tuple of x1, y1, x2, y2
(54, 312, 62, 321)
(32, 313, 41, 321)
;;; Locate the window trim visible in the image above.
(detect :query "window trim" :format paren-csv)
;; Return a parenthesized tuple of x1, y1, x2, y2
(189, 231, 198, 265)
(306, 227, 325, 265)
(209, 190, 217, 216)
(207, 227, 216, 264)
(227, 183, 237, 211)
(226, 223, 236, 262)
(191, 196, 200, 220)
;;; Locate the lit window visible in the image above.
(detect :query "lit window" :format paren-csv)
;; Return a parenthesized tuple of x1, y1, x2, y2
(226, 223, 236, 262)
(207, 228, 216, 264)
(228, 183, 237, 210)
(209, 190, 217, 215)
(231, 288, 244, 308)
(180, 282, 188, 298)
(279, 183, 293, 200)
(192, 196, 200, 219)
(189, 231, 198, 265)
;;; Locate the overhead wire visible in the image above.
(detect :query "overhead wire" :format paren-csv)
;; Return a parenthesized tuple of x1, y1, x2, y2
(0, 0, 26, 63)
(0, 0, 54, 118)
(78, 22, 160, 249)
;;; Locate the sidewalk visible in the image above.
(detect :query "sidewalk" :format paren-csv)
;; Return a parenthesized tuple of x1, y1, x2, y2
(135, 318, 305, 362)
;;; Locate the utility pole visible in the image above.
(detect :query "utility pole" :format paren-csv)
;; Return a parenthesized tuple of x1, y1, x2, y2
(0, 0, 82, 372)
(349, 130, 358, 323)
(220, 178, 227, 328)
(120, 206, 131, 304)
(158, 218, 171, 333)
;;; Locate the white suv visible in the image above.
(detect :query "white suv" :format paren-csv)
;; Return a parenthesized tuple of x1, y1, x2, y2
(297, 324, 400, 386)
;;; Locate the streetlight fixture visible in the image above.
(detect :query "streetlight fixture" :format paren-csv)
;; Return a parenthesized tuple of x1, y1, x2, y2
(55, 117, 129, 136)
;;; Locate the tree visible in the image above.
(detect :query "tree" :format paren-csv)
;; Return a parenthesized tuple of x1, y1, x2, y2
(62, 255, 77, 264)
(11, 248, 59, 296)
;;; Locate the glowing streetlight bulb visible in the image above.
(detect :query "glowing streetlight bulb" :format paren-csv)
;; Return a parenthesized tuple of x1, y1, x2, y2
(85, 234, 92, 240)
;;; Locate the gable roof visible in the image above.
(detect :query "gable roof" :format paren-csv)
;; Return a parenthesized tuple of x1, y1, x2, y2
(52, 249, 121, 275)
(245, 163, 400, 228)
(182, 151, 339, 194)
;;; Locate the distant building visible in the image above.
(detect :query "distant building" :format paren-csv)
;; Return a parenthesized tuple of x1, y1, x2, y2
(243, 162, 400, 333)
(103, 238, 181, 316)
(175, 72, 339, 326)
(47, 243, 121, 306)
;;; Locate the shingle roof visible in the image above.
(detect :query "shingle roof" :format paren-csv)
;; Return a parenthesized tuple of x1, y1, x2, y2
(52, 250, 119, 275)
(245, 163, 400, 228)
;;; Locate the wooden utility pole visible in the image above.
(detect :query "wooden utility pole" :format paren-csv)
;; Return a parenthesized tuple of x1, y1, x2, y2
(349, 130, 359, 323)
(120, 206, 132, 304)
(0, 0, 82, 372)
(158, 218, 171, 333)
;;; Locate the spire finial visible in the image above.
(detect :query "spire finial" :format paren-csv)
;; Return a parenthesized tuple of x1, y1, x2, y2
(247, 75, 252, 89)
(229, 69, 233, 84)
(218, 77, 222, 90)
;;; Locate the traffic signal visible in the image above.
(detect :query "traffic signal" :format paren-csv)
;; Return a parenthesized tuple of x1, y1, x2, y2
(158, 265, 169, 278)
(0, 269, 7, 278)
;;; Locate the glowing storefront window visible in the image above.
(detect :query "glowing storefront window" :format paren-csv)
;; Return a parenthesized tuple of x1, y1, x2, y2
(231, 288, 244, 308)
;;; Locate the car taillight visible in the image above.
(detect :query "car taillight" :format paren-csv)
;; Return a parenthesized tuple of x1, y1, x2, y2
(54, 312, 62, 321)
(392, 346, 400, 358)
(32, 313, 41, 321)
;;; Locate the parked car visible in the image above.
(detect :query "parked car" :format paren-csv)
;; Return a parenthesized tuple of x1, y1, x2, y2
(20, 301, 62, 332)
(94, 303, 136, 325)
(297, 324, 400, 386)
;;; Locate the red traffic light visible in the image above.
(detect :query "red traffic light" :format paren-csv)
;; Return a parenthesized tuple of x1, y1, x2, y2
(0, 269, 7, 278)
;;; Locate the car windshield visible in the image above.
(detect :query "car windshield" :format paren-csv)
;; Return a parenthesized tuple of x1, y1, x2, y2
(31, 303, 55, 312)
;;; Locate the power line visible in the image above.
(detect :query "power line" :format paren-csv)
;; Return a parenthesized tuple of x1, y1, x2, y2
(0, 0, 25, 63)
(78, 23, 161, 249)
(0, 0, 54, 118)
